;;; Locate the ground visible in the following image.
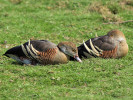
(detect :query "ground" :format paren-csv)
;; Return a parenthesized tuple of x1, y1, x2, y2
(0, 0, 133, 99)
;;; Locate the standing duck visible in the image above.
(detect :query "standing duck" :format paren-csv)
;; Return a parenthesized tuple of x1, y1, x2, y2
(78, 30, 128, 59)
(4, 40, 82, 65)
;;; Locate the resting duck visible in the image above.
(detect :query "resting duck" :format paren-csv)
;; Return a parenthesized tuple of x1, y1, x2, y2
(4, 40, 82, 65)
(78, 29, 128, 59)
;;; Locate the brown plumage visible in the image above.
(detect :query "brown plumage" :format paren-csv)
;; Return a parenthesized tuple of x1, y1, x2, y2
(78, 29, 128, 59)
(4, 40, 82, 65)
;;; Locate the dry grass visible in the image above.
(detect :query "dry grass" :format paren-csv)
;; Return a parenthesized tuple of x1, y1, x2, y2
(46, 0, 82, 10)
(89, 2, 122, 22)
(119, 0, 133, 11)
(46, 1, 69, 10)
(9, 0, 22, 4)
(120, 0, 133, 6)
(55, 1, 69, 9)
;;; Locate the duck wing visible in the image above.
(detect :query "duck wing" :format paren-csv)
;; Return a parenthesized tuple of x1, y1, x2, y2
(21, 40, 58, 64)
(4, 40, 58, 64)
(78, 35, 117, 58)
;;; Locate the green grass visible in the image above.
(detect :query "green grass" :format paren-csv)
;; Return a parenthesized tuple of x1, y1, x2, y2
(0, 0, 133, 99)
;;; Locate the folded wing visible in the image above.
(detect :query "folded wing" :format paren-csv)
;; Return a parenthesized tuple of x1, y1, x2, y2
(78, 35, 117, 58)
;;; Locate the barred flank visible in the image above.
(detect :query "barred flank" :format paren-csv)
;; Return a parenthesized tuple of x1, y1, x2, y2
(100, 46, 117, 58)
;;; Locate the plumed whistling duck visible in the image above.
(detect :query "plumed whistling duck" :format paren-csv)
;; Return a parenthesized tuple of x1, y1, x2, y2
(4, 40, 82, 65)
(78, 29, 128, 59)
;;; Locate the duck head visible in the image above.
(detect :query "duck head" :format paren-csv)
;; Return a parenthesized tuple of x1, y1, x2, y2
(107, 29, 128, 58)
(57, 42, 82, 62)
(107, 30, 127, 44)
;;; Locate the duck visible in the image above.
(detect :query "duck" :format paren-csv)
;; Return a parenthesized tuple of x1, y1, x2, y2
(4, 40, 82, 65)
(77, 29, 128, 59)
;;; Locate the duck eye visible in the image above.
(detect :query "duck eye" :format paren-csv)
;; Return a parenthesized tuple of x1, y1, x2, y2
(72, 49, 76, 52)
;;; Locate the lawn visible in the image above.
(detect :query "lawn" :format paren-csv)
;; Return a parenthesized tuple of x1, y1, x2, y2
(0, 0, 133, 99)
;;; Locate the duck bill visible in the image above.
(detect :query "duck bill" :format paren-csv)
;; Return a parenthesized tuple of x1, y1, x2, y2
(74, 56, 82, 62)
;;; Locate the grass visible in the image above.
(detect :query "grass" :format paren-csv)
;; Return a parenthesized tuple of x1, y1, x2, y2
(0, 0, 133, 99)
